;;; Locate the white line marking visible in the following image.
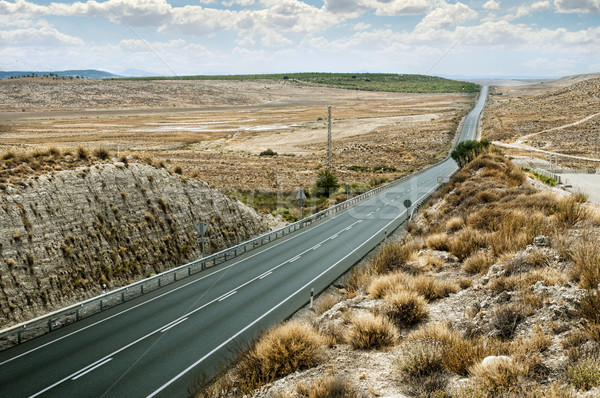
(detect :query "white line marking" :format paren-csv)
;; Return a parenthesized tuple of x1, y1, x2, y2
(71, 358, 113, 381)
(289, 255, 301, 263)
(146, 205, 411, 398)
(259, 271, 272, 279)
(218, 291, 237, 302)
(330, 235, 338, 240)
(160, 318, 188, 333)
(2, 209, 344, 367)
(311, 244, 321, 250)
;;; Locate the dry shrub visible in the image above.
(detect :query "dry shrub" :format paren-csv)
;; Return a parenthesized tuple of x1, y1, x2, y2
(93, 147, 111, 160)
(449, 227, 488, 260)
(235, 320, 326, 394)
(343, 264, 371, 295)
(554, 196, 588, 227)
(463, 250, 495, 274)
(570, 238, 600, 289)
(445, 216, 465, 232)
(407, 323, 506, 377)
(469, 358, 527, 396)
(505, 249, 549, 275)
(566, 358, 600, 391)
(519, 382, 577, 398)
(396, 339, 449, 397)
(490, 304, 523, 340)
(296, 375, 358, 398)
(369, 242, 416, 274)
(409, 274, 458, 301)
(77, 145, 89, 160)
(519, 268, 569, 288)
(345, 313, 398, 350)
(579, 290, 600, 323)
(367, 272, 406, 299)
(382, 291, 428, 328)
(427, 233, 451, 251)
(510, 327, 552, 360)
(313, 293, 341, 316)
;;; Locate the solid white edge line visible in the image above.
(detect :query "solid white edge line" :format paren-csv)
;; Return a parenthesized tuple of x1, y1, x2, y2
(1, 209, 344, 367)
(146, 204, 411, 398)
(71, 358, 113, 381)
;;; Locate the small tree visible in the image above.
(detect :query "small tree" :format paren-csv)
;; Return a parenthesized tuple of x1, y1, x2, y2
(314, 170, 339, 197)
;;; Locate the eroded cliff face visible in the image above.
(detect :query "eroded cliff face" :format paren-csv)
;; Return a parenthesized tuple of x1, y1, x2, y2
(0, 162, 270, 327)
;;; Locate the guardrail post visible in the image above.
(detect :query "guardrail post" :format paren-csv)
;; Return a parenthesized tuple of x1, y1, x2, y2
(48, 319, 52, 332)
(158, 278, 161, 287)
(100, 299, 103, 311)
(122, 291, 125, 302)
(76, 308, 80, 321)
(141, 285, 144, 295)
(188, 267, 191, 276)
(17, 330, 22, 344)
(174, 273, 177, 282)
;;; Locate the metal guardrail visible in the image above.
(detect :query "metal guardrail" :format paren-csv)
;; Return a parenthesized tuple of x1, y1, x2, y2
(0, 155, 449, 349)
(0, 87, 486, 349)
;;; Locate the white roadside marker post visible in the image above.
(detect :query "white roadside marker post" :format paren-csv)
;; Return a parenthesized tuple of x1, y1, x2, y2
(310, 288, 314, 309)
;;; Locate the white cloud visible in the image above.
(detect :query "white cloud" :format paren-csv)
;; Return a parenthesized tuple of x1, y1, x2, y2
(555, 0, 600, 13)
(353, 22, 370, 30)
(483, 0, 500, 10)
(415, 1, 477, 31)
(0, 25, 84, 46)
(531, 1, 551, 11)
(222, 0, 254, 6)
(324, 0, 433, 17)
(260, 31, 292, 47)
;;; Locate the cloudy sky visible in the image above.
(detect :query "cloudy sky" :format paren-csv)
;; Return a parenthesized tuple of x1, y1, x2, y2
(0, 0, 599, 77)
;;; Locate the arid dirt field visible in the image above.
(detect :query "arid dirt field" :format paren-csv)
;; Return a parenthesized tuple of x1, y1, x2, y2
(0, 78, 475, 194)
(481, 73, 600, 169)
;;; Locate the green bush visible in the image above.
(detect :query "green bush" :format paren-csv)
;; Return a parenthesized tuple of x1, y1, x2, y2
(313, 170, 339, 197)
(451, 140, 491, 167)
(259, 148, 277, 157)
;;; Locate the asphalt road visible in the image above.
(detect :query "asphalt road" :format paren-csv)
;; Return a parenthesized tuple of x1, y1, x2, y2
(563, 173, 600, 204)
(0, 87, 487, 398)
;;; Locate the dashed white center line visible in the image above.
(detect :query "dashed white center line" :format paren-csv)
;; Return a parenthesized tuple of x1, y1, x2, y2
(71, 358, 113, 380)
(311, 244, 321, 250)
(259, 271, 272, 279)
(330, 234, 338, 240)
(357, 219, 364, 224)
(218, 291, 237, 302)
(160, 318, 188, 333)
(289, 255, 301, 263)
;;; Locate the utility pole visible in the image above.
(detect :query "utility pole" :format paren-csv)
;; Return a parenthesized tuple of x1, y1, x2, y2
(327, 106, 332, 170)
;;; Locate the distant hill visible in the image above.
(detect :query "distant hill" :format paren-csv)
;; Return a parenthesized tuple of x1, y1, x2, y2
(0, 69, 121, 80)
(119, 73, 480, 93)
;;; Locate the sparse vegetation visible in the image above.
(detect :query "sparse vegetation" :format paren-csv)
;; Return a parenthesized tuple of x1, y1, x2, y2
(233, 321, 326, 394)
(345, 313, 398, 350)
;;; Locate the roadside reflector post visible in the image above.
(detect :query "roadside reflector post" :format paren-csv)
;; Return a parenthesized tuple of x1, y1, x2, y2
(310, 288, 314, 309)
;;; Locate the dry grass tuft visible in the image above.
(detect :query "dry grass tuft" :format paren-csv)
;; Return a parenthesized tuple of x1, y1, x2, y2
(407, 323, 506, 377)
(566, 358, 600, 391)
(367, 272, 406, 299)
(296, 374, 359, 398)
(396, 339, 449, 397)
(313, 293, 341, 316)
(449, 227, 488, 260)
(490, 304, 523, 340)
(570, 237, 600, 289)
(554, 196, 588, 227)
(427, 233, 451, 251)
(234, 320, 326, 394)
(382, 291, 428, 328)
(369, 242, 417, 274)
(462, 250, 495, 274)
(345, 313, 398, 350)
(468, 357, 527, 396)
(445, 216, 465, 232)
(408, 274, 459, 301)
